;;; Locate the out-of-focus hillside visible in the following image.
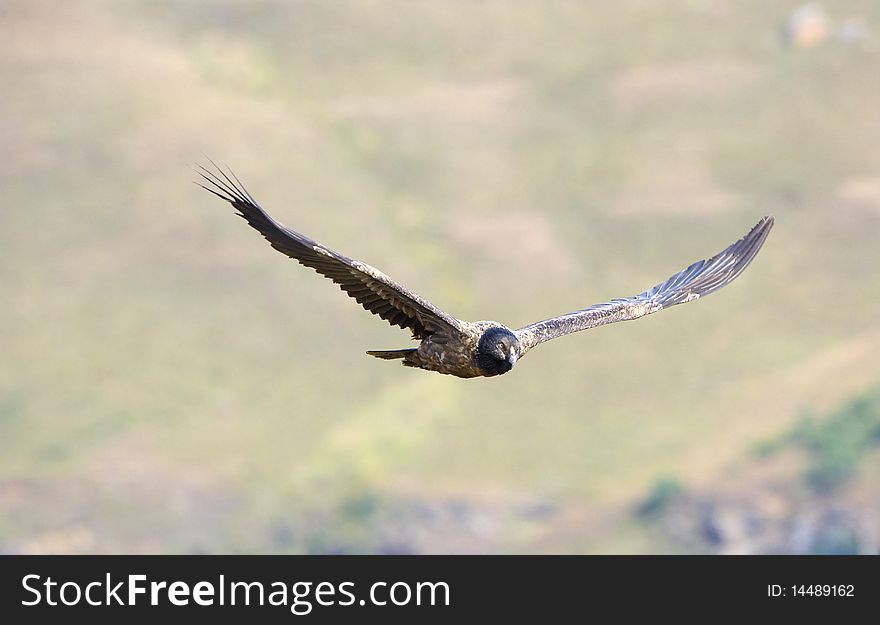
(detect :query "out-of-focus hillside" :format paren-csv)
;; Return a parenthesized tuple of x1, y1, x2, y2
(1, 0, 879, 553)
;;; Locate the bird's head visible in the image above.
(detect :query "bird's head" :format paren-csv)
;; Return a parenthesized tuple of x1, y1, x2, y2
(476, 327, 521, 376)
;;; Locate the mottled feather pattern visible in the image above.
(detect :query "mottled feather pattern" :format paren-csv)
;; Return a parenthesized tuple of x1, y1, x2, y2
(516, 216, 773, 351)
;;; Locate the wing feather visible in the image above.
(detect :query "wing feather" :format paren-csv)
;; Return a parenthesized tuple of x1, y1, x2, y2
(197, 164, 464, 340)
(516, 216, 774, 350)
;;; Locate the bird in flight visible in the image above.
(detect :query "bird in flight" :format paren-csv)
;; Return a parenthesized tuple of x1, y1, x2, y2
(197, 164, 773, 379)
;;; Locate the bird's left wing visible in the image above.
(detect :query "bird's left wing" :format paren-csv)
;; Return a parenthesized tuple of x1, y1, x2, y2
(197, 164, 466, 341)
(515, 216, 773, 351)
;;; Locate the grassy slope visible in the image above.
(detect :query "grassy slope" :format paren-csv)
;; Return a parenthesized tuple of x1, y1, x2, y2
(1, 0, 879, 552)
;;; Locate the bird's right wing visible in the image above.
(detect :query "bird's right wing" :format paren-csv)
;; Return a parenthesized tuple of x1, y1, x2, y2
(197, 164, 466, 342)
(515, 216, 773, 351)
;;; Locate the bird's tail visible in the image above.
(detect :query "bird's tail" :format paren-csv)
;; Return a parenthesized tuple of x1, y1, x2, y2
(366, 348, 416, 360)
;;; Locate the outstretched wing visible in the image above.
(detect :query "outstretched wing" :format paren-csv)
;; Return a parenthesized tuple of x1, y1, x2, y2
(197, 164, 465, 341)
(515, 216, 773, 351)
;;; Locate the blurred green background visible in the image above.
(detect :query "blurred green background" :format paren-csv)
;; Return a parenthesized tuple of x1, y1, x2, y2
(2, 0, 879, 554)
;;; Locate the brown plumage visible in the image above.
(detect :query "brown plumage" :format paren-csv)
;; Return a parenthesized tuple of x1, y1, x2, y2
(198, 164, 773, 379)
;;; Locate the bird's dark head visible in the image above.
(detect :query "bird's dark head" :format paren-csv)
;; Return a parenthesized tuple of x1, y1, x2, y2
(476, 327, 521, 377)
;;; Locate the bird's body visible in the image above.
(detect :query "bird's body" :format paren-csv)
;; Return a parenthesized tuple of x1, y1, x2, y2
(198, 165, 773, 379)
(371, 321, 516, 379)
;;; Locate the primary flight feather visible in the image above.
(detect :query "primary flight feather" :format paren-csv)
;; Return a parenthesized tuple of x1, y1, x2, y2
(198, 164, 773, 379)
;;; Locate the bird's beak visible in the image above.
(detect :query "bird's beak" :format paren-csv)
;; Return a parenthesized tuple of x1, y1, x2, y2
(508, 352, 518, 367)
